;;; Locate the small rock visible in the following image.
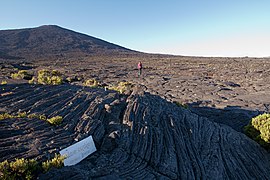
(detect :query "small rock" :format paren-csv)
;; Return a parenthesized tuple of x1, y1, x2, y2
(105, 104, 112, 113)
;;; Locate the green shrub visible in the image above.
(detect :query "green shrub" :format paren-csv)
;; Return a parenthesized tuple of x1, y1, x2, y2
(1, 80, 7, 85)
(27, 113, 46, 120)
(11, 73, 20, 79)
(0, 158, 38, 180)
(37, 70, 51, 84)
(0, 112, 46, 121)
(83, 79, 99, 88)
(0, 154, 65, 179)
(17, 112, 27, 118)
(0, 112, 28, 120)
(66, 77, 72, 83)
(39, 114, 47, 121)
(27, 113, 38, 119)
(42, 154, 65, 172)
(37, 69, 63, 85)
(251, 113, 270, 130)
(51, 75, 63, 85)
(0, 112, 50, 125)
(0, 112, 62, 126)
(47, 116, 63, 126)
(11, 70, 33, 80)
(0, 113, 13, 120)
(51, 70, 61, 76)
(28, 77, 36, 84)
(0, 160, 10, 179)
(108, 81, 133, 94)
(260, 121, 270, 143)
(244, 113, 270, 150)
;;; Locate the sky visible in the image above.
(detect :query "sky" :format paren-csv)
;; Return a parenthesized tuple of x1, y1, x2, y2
(1, 0, 270, 57)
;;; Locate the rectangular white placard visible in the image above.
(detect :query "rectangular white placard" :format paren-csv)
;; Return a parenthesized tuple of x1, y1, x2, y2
(60, 135, 96, 166)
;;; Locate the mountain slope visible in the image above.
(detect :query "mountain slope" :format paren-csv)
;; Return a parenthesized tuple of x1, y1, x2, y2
(0, 25, 137, 59)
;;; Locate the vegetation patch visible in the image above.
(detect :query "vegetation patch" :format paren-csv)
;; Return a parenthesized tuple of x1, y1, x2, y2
(0, 154, 65, 180)
(47, 116, 63, 126)
(37, 69, 63, 85)
(0, 112, 62, 126)
(11, 70, 33, 80)
(1, 80, 7, 85)
(28, 77, 36, 84)
(108, 81, 133, 94)
(42, 154, 66, 172)
(83, 79, 99, 88)
(17, 112, 27, 118)
(65, 75, 82, 83)
(0, 158, 38, 180)
(244, 113, 270, 150)
(0, 113, 13, 120)
(0, 112, 46, 121)
(27, 113, 46, 120)
(27, 69, 63, 85)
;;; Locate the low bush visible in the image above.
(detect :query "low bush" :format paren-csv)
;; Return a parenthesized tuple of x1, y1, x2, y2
(46, 116, 63, 126)
(37, 69, 63, 85)
(50, 76, 63, 85)
(83, 79, 99, 88)
(28, 77, 36, 84)
(0, 112, 62, 126)
(39, 114, 47, 121)
(1, 80, 7, 85)
(66, 77, 72, 83)
(0, 158, 38, 180)
(42, 154, 65, 172)
(244, 113, 270, 150)
(0, 113, 13, 120)
(0, 154, 65, 179)
(11, 70, 33, 80)
(26, 113, 46, 120)
(17, 112, 27, 118)
(0, 112, 46, 121)
(108, 81, 133, 94)
(37, 70, 51, 84)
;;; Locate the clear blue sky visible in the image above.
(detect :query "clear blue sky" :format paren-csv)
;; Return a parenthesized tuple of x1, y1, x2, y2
(1, 0, 270, 57)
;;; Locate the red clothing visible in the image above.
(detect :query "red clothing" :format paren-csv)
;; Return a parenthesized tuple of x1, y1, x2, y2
(138, 62, 142, 69)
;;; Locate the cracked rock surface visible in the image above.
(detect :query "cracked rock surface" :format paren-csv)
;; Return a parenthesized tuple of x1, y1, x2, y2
(0, 84, 270, 179)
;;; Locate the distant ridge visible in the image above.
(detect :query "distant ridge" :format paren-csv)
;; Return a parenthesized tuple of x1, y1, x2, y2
(0, 25, 138, 60)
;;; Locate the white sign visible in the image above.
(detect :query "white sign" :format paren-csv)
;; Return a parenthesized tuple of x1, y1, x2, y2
(60, 135, 96, 166)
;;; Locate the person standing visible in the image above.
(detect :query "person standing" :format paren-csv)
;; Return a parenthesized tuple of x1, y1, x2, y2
(137, 61, 142, 77)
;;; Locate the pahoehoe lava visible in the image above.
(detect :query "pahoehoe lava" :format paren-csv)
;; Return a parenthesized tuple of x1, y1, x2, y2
(0, 84, 270, 179)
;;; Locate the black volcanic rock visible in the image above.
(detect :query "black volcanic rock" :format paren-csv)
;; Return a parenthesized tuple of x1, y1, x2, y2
(0, 84, 270, 179)
(0, 25, 136, 59)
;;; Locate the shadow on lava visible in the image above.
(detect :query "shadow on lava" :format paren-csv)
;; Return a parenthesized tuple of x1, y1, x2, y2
(187, 102, 263, 132)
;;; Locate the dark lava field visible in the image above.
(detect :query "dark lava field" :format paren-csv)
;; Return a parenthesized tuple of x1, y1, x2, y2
(0, 25, 270, 179)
